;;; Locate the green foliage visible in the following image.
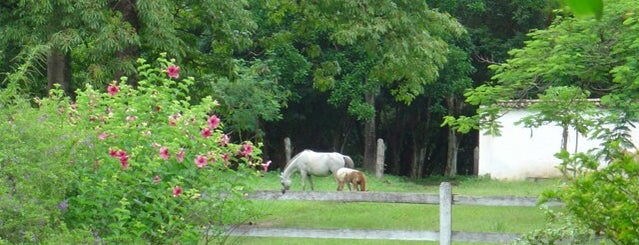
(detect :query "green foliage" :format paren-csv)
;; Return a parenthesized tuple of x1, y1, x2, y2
(565, 0, 604, 19)
(0, 57, 262, 243)
(0, 87, 93, 243)
(207, 59, 288, 138)
(521, 148, 639, 244)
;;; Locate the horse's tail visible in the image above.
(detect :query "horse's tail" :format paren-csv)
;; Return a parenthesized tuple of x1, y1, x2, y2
(358, 172, 366, 191)
(343, 155, 354, 168)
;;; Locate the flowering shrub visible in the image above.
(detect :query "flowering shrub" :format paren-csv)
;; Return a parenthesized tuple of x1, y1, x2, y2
(0, 55, 262, 244)
(65, 55, 262, 243)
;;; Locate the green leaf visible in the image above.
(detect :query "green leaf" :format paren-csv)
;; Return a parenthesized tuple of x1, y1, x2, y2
(567, 0, 603, 19)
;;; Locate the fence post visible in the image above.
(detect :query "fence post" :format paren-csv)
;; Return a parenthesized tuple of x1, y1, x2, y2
(439, 182, 452, 245)
(375, 138, 385, 178)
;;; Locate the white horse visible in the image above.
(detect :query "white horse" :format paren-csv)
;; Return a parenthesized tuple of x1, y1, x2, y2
(280, 149, 355, 193)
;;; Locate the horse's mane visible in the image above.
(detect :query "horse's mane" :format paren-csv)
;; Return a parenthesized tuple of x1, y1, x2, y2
(284, 149, 310, 169)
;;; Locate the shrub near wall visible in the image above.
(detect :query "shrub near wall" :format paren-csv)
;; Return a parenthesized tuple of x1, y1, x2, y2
(0, 56, 262, 244)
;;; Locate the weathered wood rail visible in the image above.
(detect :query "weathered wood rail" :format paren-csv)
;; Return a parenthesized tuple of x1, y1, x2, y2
(227, 182, 561, 244)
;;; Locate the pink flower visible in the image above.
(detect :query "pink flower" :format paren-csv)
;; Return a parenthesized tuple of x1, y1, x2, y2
(219, 134, 230, 146)
(239, 143, 253, 157)
(176, 148, 185, 163)
(166, 65, 180, 79)
(153, 175, 161, 183)
(126, 116, 138, 122)
(201, 127, 212, 138)
(195, 155, 207, 168)
(173, 186, 182, 197)
(168, 114, 181, 127)
(208, 115, 220, 129)
(120, 155, 129, 170)
(98, 132, 108, 140)
(109, 149, 118, 158)
(107, 83, 119, 96)
(159, 147, 170, 160)
(261, 160, 271, 172)
(222, 154, 229, 162)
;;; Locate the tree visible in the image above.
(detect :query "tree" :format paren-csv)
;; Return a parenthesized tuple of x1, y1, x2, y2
(258, 0, 465, 173)
(446, 0, 639, 242)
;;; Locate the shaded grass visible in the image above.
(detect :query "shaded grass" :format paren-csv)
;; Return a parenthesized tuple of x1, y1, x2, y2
(235, 172, 560, 245)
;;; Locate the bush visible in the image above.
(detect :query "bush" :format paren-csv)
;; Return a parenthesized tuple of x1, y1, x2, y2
(0, 55, 262, 244)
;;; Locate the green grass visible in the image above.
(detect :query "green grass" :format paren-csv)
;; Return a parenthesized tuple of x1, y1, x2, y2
(233, 172, 561, 245)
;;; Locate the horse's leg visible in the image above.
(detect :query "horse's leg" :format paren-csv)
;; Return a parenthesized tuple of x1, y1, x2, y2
(300, 171, 307, 191)
(337, 181, 344, 191)
(308, 175, 315, 191)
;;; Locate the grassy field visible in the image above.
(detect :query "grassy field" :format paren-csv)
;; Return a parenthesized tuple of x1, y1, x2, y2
(230, 172, 561, 245)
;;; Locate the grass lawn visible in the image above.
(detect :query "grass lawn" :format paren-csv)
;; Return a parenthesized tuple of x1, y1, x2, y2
(230, 172, 561, 245)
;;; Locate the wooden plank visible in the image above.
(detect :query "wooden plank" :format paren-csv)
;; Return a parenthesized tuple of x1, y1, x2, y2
(247, 190, 440, 204)
(452, 231, 521, 243)
(454, 195, 562, 207)
(226, 226, 522, 243)
(226, 226, 439, 241)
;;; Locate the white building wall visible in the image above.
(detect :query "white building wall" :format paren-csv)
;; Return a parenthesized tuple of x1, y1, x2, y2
(478, 110, 628, 180)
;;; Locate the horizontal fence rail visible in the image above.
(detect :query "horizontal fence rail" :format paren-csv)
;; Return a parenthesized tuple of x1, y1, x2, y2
(230, 182, 561, 244)
(246, 190, 562, 207)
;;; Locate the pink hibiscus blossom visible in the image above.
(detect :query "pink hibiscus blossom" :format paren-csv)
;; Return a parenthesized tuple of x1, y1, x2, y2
(173, 186, 182, 197)
(109, 149, 119, 158)
(176, 148, 185, 163)
(107, 83, 119, 96)
(97, 132, 108, 140)
(261, 160, 271, 173)
(201, 127, 212, 138)
(166, 65, 180, 79)
(153, 175, 161, 184)
(168, 113, 181, 127)
(222, 154, 229, 162)
(195, 155, 208, 168)
(159, 147, 170, 160)
(219, 134, 230, 146)
(239, 143, 253, 157)
(120, 155, 130, 170)
(207, 115, 221, 129)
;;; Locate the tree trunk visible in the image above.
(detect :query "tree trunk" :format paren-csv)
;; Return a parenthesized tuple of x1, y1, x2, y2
(445, 127, 458, 176)
(112, 0, 140, 84)
(363, 91, 377, 173)
(445, 96, 459, 176)
(47, 47, 71, 96)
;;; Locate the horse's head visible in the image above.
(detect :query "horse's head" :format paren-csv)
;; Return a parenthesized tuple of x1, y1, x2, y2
(280, 174, 291, 193)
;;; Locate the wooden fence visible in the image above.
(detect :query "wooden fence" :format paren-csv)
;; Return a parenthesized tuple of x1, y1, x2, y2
(226, 182, 562, 244)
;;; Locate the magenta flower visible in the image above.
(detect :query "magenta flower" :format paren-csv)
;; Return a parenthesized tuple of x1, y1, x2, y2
(120, 155, 129, 170)
(153, 175, 161, 184)
(222, 154, 229, 162)
(201, 127, 212, 138)
(173, 186, 182, 197)
(208, 115, 220, 129)
(261, 160, 271, 172)
(176, 148, 185, 163)
(166, 65, 180, 79)
(109, 149, 118, 158)
(159, 147, 170, 160)
(239, 143, 253, 157)
(107, 83, 119, 96)
(219, 134, 230, 146)
(195, 155, 207, 168)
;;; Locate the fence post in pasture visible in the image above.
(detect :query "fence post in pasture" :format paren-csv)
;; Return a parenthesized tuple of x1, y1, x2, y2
(439, 182, 452, 245)
(375, 138, 385, 178)
(284, 137, 292, 163)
